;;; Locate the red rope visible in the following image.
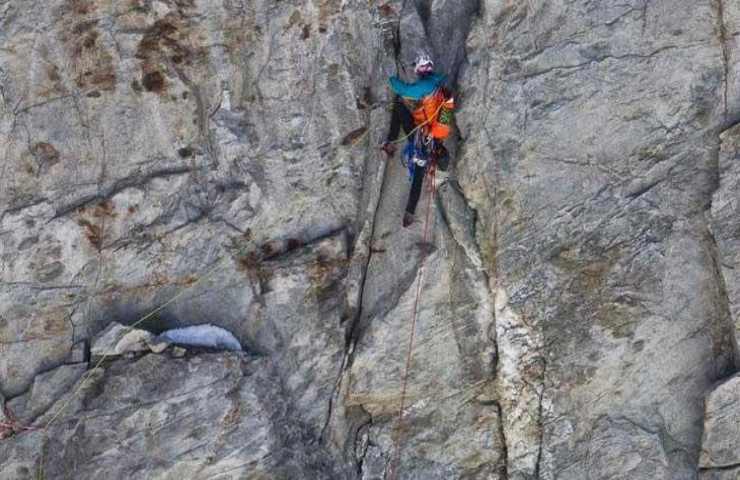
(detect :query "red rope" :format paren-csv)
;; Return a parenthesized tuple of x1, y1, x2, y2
(0, 404, 40, 439)
(0, 421, 38, 432)
(388, 161, 437, 480)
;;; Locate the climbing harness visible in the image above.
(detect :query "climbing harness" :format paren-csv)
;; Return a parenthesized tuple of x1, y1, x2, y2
(402, 130, 436, 179)
(389, 93, 453, 146)
(354, 89, 451, 151)
(407, 89, 454, 141)
(388, 161, 438, 480)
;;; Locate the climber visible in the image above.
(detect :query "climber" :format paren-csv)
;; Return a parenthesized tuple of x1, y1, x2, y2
(381, 52, 454, 227)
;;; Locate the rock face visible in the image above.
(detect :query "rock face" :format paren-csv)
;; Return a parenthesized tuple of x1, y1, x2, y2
(700, 373, 740, 476)
(90, 321, 159, 358)
(0, 352, 350, 480)
(712, 123, 740, 344)
(1, 0, 739, 479)
(459, 2, 740, 479)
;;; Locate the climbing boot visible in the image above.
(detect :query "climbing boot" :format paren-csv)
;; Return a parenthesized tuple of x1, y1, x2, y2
(402, 212, 414, 228)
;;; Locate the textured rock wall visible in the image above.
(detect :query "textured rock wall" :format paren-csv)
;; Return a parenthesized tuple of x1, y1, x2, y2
(700, 373, 740, 478)
(458, 1, 740, 478)
(1, 0, 740, 479)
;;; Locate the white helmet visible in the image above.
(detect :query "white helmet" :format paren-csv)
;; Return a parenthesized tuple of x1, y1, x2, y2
(413, 53, 434, 75)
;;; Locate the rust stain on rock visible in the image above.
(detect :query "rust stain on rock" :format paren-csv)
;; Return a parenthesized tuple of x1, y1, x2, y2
(91, 199, 116, 218)
(59, 4, 116, 93)
(66, 0, 97, 15)
(77, 218, 103, 249)
(30, 142, 61, 175)
(318, 0, 340, 33)
(142, 71, 166, 93)
(134, 14, 208, 96)
(76, 199, 116, 250)
(340, 127, 368, 146)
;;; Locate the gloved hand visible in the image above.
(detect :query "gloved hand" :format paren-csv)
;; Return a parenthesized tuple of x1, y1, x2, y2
(381, 142, 396, 158)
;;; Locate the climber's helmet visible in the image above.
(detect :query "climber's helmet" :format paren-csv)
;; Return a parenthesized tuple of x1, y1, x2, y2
(413, 53, 434, 76)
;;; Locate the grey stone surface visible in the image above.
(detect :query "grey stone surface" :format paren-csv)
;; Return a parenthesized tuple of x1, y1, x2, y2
(456, 1, 740, 479)
(700, 373, 740, 470)
(0, 392, 9, 440)
(1, 0, 740, 479)
(721, 0, 740, 114)
(170, 346, 186, 358)
(712, 124, 740, 344)
(90, 321, 157, 358)
(701, 468, 740, 480)
(9, 363, 87, 424)
(0, 353, 351, 480)
(0, 0, 368, 397)
(66, 340, 88, 364)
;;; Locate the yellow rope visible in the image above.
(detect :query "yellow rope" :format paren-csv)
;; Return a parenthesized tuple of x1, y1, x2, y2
(348, 94, 450, 149)
(386, 99, 447, 145)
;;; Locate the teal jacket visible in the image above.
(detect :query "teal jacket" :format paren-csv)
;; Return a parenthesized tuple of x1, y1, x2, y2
(389, 73, 446, 100)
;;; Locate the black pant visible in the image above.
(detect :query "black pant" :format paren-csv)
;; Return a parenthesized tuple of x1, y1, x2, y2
(405, 163, 427, 215)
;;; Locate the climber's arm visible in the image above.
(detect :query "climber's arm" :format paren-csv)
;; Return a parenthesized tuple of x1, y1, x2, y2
(382, 97, 411, 157)
(386, 97, 404, 143)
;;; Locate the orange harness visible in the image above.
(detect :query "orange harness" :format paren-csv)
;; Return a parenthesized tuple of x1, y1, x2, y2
(403, 89, 455, 141)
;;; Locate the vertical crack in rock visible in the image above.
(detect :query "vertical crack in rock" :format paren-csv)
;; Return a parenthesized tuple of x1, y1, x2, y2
(461, 4, 547, 475)
(534, 359, 547, 479)
(479, 116, 537, 479)
(321, 339, 356, 444)
(641, 1, 648, 33)
(321, 8, 398, 448)
(708, 123, 740, 371)
(344, 155, 391, 346)
(707, 225, 740, 372)
(353, 406, 374, 474)
(330, 2, 500, 476)
(437, 174, 508, 477)
(173, 63, 214, 163)
(493, 288, 545, 479)
(78, 97, 111, 353)
(494, 401, 510, 479)
(714, 0, 730, 120)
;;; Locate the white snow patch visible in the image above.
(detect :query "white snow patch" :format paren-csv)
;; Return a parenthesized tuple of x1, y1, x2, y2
(157, 324, 242, 351)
